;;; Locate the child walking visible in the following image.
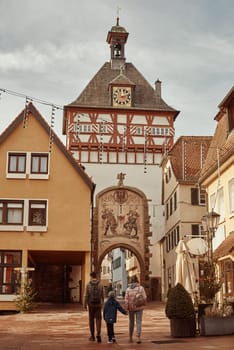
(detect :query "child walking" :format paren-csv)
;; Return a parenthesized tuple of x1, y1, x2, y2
(103, 291, 128, 343)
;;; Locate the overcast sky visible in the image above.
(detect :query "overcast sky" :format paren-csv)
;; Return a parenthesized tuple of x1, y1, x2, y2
(0, 0, 234, 142)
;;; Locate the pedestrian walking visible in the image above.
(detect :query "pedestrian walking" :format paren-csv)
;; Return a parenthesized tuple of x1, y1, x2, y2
(125, 276, 147, 344)
(84, 271, 104, 343)
(103, 291, 128, 343)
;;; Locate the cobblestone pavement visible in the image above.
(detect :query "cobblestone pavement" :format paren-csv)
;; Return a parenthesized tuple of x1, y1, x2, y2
(0, 301, 233, 350)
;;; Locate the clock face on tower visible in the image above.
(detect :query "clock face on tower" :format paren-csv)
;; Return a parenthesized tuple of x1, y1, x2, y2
(113, 87, 131, 107)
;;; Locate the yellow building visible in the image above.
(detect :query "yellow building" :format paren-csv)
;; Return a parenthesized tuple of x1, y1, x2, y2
(0, 103, 95, 310)
(199, 86, 234, 302)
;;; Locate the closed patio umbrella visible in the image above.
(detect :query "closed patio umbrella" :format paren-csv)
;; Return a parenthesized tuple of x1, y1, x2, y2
(175, 240, 198, 299)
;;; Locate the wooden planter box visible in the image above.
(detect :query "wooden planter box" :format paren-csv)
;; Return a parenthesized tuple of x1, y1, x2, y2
(200, 315, 234, 336)
(170, 318, 196, 337)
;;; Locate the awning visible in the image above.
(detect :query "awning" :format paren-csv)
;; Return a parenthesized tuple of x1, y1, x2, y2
(214, 232, 234, 261)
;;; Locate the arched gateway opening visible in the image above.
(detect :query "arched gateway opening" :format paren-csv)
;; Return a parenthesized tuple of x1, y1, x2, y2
(92, 173, 152, 297)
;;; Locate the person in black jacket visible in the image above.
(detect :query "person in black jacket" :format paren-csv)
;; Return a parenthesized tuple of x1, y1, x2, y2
(103, 291, 128, 343)
(84, 272, 104, 343)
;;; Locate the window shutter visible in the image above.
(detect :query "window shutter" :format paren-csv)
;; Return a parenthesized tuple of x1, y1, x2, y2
(191, 188, 198, 205)
(191, 224, 199, 236)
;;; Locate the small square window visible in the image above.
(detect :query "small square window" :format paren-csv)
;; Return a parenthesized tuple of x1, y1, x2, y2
(0, 201, 24, 225)
(28, 200, 47, 226)
(31, 154, 48, 174)
(8, 153, 26, 173)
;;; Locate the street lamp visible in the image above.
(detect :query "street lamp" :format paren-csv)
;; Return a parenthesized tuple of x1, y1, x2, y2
(199, 210, 221, 303)
(201, 210, 220, 264)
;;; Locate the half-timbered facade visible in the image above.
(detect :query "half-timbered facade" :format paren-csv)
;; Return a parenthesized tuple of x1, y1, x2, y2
(63, 18, 179, 167)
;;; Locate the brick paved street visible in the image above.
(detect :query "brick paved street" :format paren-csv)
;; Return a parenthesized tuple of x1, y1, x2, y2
(0, 301, 233, 350)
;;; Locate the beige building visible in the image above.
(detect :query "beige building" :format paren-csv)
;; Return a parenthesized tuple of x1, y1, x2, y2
(199, 86, 234, 302)
(0, 103, 95, 310)
(160, 136, 212, 299)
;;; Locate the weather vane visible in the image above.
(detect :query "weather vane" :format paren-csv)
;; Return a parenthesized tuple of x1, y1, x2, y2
(117, 6, 121, 17)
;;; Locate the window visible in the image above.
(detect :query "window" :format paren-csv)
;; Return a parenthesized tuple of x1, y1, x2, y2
(99, 124, 107, 133)
(113, 257, 121, 269)
(136, 127, 142, 135)
(217, 187, 224, 222)
(170, 231, 174, 249)
(191, 188, 199, 205)
(166, 234, 170, 252)
(165, 166, 171, 184)
(7, 152, 49, 179)
(151, 127, 170, 136)
(175, 226, 180, 245)
(166, 203, 169, 220)
(31, 154, 48, 174)
(191, 224, 200, 236)
(0, 199, 47, 232)
(200, 189, 206, 205)
(223, 260, 234, 298)
(191, 188, 206, 206)
(210, 193, 216, 210)
(28, 200, 47, 226)
(174, 192, 177, 211)
(0, 251, 21, 294)
(0, 200, 24, 225)
(229, 178, 234, 215)
(83, 124, 91, 133)
(169, 197, 173, 216)
(8, 153, 26, 173)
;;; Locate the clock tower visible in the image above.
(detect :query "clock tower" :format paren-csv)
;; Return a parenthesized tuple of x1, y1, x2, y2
(63, 18, 179, 165)
(63, 18, 180, 296)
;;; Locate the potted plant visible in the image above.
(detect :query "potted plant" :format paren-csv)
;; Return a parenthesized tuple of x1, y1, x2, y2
(198, 261, 222, 320)
(199, 261, 221, 303)
(200, 303, 234, 336)
(165, 283, 196, 337)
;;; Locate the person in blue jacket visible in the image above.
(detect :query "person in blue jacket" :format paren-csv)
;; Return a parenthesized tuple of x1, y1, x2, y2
(103, 291, 128, 343)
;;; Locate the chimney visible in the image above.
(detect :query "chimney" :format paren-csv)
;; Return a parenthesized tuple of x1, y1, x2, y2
(155, 79, 162, 98)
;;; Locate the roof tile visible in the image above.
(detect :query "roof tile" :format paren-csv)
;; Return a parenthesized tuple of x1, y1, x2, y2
(168, 136, 212, 182)
(68, 62, 179, 115)
(214, 232, 234, 259)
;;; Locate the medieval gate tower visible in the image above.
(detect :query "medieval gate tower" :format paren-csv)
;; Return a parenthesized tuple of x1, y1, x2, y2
(63, 18, 179, 298)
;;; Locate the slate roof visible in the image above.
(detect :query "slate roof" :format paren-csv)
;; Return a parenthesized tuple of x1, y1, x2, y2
(68, 62, 179, 116)
(0, 103, 95, 192)
(167, 136, 212, 183)
(199, 87, 234, 183)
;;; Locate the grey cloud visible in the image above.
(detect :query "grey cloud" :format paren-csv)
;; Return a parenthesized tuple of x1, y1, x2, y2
(0, 0, 234, 141)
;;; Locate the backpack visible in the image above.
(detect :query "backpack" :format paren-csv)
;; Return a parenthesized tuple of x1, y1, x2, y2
(90, 282, 101, 305)
(134, 287, 146, 308)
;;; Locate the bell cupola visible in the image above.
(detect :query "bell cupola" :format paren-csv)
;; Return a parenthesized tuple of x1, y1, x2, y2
(106, 17, 129, 70)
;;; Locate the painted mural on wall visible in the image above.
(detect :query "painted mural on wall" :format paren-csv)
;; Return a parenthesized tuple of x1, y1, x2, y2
(98, 173, 145, 256)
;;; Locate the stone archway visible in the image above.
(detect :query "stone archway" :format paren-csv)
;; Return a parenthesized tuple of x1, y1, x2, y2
(92, 173, 152, 296)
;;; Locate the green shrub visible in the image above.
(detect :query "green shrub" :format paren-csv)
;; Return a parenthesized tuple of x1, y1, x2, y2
(15, 279, 37, 313)
(165, 283, 195, 319)
(199, 261, 222, 303)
